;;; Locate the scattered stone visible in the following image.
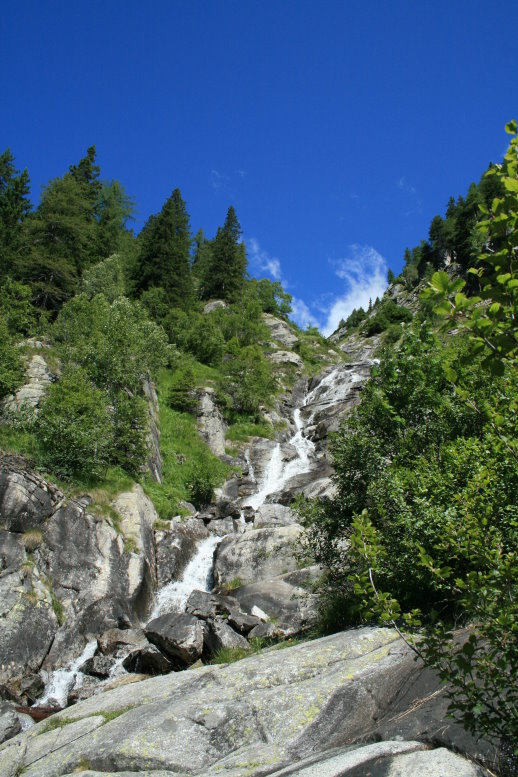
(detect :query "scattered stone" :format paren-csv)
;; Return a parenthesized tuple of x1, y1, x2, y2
(145, 612, 206, 667)
(122, 644, 174, 675)
(204, 618, 250, 656)
(81, 656, 117, 679)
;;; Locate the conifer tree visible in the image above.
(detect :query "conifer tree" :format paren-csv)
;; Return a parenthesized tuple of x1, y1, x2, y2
(135, 188, 193, 308)
(200, 205, 247, 301)
(0, 149, 31, 276)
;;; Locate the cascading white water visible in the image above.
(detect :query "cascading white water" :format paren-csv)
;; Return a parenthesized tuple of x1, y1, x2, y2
(150, 534, 222, 618)
(243, 407, 316, 510)
(36, 639, 98, 708)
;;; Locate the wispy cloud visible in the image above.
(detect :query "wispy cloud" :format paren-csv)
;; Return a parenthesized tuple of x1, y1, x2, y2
(290, 298, 320, 330)
(247, 238, 388, 337)
(247, 238, 283, 282)
(396, 176, 422, 216)
(396, 176, 416, 195)
(320, 244, 388, 337)
(210, 169, 229, 190)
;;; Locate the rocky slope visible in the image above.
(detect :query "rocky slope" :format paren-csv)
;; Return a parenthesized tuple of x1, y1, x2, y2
(0, 314, 500, 774)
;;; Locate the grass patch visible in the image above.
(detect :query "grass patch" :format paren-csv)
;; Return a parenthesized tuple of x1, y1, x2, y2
(51, 593, 65, 625)
(99, 706, 135, 723)
(123, 536, 139, 555)
(226, 420, 275, 442)
(0, 424, 39, 460)
(221, 577, 244, 593)
(37, 716, 81, 735)
(22, 529, 42, 551)
(141, 368, 232, 519)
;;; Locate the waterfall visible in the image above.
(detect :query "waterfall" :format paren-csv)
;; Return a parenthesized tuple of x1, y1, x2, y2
(150, 534, 222, 618)
(35, 639, 98, 708)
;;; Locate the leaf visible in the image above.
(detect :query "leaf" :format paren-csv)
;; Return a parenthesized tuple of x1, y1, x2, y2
(433, 301, 451, 317)
(504, 177, 518, 193)
(489, 303, 501, 315)
(497, 273, 511, 285)
(429, 271, 451, 293)
(443, 364, 457, 383)
(505, 119, 517, 134)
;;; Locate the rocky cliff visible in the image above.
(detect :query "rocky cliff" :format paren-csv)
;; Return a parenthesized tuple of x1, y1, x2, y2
(0, 316, 500, 775)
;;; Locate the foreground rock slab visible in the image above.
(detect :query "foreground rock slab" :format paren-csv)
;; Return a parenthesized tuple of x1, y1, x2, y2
(0, 627, 494, 777)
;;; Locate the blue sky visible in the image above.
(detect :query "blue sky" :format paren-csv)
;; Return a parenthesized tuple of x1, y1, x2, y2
(3, 1, 517, 334)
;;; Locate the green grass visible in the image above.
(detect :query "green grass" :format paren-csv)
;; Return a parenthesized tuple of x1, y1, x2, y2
(225, 420, 275, 442)
(141, 368, 232, 518)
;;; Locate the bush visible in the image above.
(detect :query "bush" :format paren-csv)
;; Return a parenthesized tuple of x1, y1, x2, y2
(36, 367, 113, 479)
(0, 316, 24, 399)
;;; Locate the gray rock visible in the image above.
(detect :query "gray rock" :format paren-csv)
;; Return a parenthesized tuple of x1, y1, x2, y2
(227, 610, 262, 635)
(196, 388, 226, 457)
(185, 590, 240, 620)
(3, 353, 53, 415)
(268, 350, 304, 368)
(266, 740, 490, 777)
(145, 612, 206, 667)
(262, 314, 298, 347)
(142, 378, 162, 483)
(0, 462, 61, 532)
(253, 503, 297, 529)
(232, 567, 320, 636)
(203, 618, 250, 656)
(81, 655, 117, 679)
(213, 525, 304, 589)
(122, 644, 174, 675)
(0, 704, 21, 745)
(204, 300, 227, 313)
(98, 628, 147, 656)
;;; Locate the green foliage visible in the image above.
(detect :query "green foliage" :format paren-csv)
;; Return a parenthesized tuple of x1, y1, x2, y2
(248, 277, 292, 318)
(0, 316, 25, 399)
(135, 187, 193, 308)
(167, 366, 197, 413)
(0, 278, 36, 336)
(223, 343, 274, 418)
(225, 419, 275, 442)
(36, 367, 113, 479)
(363, 299, 413, 335)
(0, 148, 31, 275)
(81, 254, 126, 302)
(186, 462, 216, 508)
(199, 205, 248, 301)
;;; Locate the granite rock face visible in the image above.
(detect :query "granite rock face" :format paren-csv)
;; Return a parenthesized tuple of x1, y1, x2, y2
(0, 628, 495, 777)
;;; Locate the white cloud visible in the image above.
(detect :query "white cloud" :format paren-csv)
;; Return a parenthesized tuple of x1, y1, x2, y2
(396, 176, 416, 195)
(290, 297, 320, 330)
(247, 238, 283, 281)
(320, 244, 388, 337)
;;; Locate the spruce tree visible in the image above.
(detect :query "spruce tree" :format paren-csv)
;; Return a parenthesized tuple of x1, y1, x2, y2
(200, 205, 247, 301)
(135, 188, 193, 309)
(0, 149, 31, 276)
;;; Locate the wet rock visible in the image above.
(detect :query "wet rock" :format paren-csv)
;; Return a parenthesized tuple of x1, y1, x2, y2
(145, 612, 206, 667)
(81, 656, 117, 679)
(262, 313, 298, 347)
(122, 644, 174, 675)
(16, 675, 44, 706)
(196, 388, 226, 456)
(155, 519, 209, 588)
(212, 525, 304, 589)
(204, 618, 250, 656)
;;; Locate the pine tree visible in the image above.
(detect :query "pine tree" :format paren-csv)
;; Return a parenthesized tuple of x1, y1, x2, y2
(200, 205, 247, 301)
(0, 149, 31, 276)
(135, 188, 193, 308)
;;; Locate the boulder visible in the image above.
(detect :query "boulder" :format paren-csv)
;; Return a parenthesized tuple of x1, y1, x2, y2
(232, 567, 320, 636)
(81, 656, 117, 680)
(203, 618, 250, 656)
(212, 525, 304, 589)
(253, 503, 298, 529)
(262, 313, 298, 347)
(185, 590, 240, 620)
(0, 703, 21, 745)
(0, 628, 498, 777)
(122, 645, 174, 675)
(145, 612, 206, 667)
(268, 350, 304, 368)
(98, 628, 147, 656)
(204, 300, 227, 313)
